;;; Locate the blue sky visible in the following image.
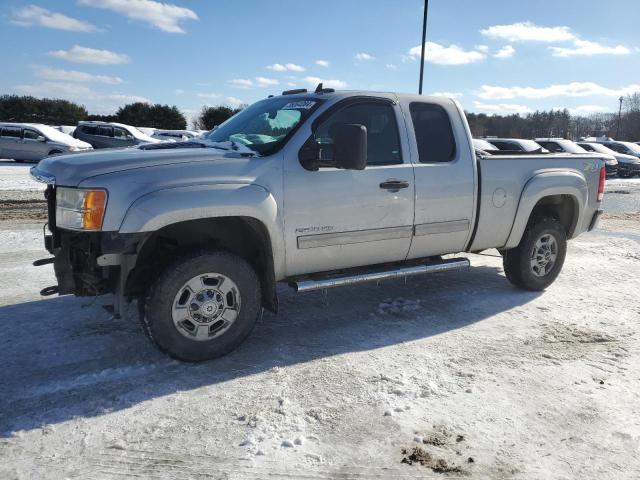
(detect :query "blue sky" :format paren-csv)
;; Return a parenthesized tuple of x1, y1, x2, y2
(1, 0, 639, 122)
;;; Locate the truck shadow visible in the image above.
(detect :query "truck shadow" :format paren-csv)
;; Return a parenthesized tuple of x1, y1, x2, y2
(0, 263, 541, 436)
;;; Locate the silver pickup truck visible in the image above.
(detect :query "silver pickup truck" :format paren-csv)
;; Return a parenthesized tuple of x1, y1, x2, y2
(31, 88, 605, 362)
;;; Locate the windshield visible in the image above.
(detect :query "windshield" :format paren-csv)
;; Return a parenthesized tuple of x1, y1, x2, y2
(619, 141, 640, 154)
(204, 97, 322, 155)
(556, 140, 587, 153)
(583, 143, 615, 155)
(473, 139, 497, 150)
(518, 139, 547, 152)
(38, 125, 76, 143)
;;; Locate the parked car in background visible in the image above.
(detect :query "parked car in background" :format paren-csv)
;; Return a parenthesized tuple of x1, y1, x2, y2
(485, 138, 549, 154)
(472, 138, 499, 155)
(536, 138, 618, 176)
(0, 123, 92, 162)
(578, 141, 640, 178)
(74, 121, 162, 149)
(152, 130, 199, 142)
(595, 140, 640, 160)
(55, 125, 76, 136)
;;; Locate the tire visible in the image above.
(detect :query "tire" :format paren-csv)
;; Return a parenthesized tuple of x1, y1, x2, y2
(502, 217, 567, 291)
(141, 250, 262, 362)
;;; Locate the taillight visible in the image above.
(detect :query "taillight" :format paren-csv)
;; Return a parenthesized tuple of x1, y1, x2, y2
(597, 166, 605, 202)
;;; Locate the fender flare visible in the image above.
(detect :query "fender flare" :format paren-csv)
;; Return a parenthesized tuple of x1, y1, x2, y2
(119, 183, 284, 278)
(504, 170, 588, 249)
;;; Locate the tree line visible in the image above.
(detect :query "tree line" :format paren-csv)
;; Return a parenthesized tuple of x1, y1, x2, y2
(0, 95, 242, 131)
(2, 92, 639, 140)
(466, 93, 640, 141)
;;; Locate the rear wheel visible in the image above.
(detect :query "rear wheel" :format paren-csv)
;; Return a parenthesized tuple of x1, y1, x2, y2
(503, 217, 567, 291)
(141, 250, 262, 362)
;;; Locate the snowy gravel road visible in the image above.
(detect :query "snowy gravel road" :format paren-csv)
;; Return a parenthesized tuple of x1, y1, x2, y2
(0, 215, 639, 479)
(1, 160, 639, 479)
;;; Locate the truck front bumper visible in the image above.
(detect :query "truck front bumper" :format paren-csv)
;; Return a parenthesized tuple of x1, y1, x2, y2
(39, 185, 147, 307)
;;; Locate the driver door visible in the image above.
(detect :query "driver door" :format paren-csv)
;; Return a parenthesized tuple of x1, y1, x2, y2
(283, 97, 415, 277)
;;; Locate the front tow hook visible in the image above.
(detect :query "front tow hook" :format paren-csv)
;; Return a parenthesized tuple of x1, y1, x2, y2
(40, 286, 59, 296)
(33, 258, 55, 267)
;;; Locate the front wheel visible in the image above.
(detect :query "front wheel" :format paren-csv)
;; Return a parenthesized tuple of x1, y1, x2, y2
(502, 217, 567, 291)
(141, 250, 262, 362)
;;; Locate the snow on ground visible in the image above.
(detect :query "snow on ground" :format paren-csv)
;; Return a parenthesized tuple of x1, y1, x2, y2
(0, 212, 639, 478)
(0, 162, 46, 191)
(0, 161, 639, 478)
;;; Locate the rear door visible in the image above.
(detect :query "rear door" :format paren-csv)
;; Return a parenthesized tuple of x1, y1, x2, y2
(283, 96, 415, 276)
(402, 100, 476, 258)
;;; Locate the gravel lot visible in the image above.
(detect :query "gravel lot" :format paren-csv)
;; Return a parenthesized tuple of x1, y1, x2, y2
(1, 161, 639, 479)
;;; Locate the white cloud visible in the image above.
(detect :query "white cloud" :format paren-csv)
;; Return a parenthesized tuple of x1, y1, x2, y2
(475, 44, 489, 52)
(385, 63, 397, 70)
(77, 0, 198, 33)
(228, 78, 254, 89)
(354, 52, 375, 61)
(34, 66, 123, 84)
(228, 77, 279, 89)
(430, 91, 463, 98)
(108, 93, 150, 103)
(255, 76, 279, 87)
(304, 76, 347, 89)
(473, 101, 532, 114)
(555, 105, 611, 114)
(494, 45, 515, 59)
(48, 45, 130, 64)
(266, 63, 305, 72)
(11, 5, 97, 32)
(478, 82, 640, 100)
(315, 60, 329, 68)
(197, 92, 221, 99)
(15, 81, 149, 105)
(480, 22, 575, 42)
(225, 96, 244, 107)
(408, 42, 486, 65)
(549, 39, 631, 57)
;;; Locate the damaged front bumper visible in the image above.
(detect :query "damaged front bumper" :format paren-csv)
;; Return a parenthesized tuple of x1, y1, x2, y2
(36, 185, 147, 315)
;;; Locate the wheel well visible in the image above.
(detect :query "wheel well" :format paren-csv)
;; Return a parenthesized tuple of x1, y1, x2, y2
(528, 194, 577, 236)
(125, 217, 278, 312)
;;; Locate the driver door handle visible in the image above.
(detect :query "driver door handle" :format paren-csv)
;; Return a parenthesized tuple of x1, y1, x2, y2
(380, 178, 410, 190)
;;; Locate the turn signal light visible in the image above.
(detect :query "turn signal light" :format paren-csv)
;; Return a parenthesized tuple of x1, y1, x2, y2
(597, 166, 605, 202)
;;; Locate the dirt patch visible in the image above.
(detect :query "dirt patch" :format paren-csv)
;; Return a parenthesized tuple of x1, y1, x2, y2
(401, 447, 465, 474)
(542, 324, 615, 345)
(0, 199, 47, 221)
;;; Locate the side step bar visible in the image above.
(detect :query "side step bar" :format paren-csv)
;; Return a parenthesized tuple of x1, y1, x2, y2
(290, 257, 470, 293)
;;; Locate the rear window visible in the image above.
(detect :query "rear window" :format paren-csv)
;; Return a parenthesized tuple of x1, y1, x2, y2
(98, 126, 113, 137)
(1, 127, 21, 138)
(409, 103, 456, 163)
(82, 125, 99, 135)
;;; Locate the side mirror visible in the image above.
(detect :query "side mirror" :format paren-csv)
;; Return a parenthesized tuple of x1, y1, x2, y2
(333, 124, 367, 170)
(37, 135, 46, 142)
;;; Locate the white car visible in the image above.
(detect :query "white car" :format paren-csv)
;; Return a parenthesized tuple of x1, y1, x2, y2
(578, 141, 640, 178)
(151, 130, 199, 142)
(0, 123, 92, 162)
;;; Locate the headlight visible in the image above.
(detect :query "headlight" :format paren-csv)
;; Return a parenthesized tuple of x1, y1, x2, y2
(68, 146, 80, 151)
(56, 188, 107, 231)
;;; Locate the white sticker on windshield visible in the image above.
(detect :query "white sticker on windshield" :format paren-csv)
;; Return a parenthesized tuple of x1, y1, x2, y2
(283, 101, 316, 110)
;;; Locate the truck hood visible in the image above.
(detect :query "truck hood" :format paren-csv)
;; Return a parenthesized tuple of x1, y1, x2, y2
(31, 144, 253, 187)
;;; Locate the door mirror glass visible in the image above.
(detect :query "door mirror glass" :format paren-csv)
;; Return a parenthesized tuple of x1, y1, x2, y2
(333, 123, 367, 170)
(37, 135, 46, 142)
